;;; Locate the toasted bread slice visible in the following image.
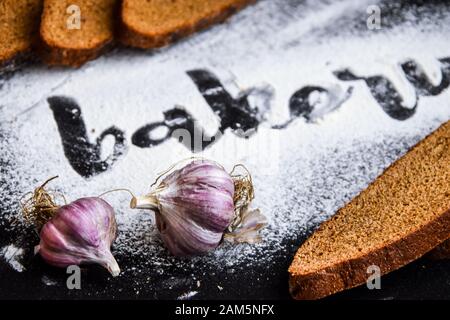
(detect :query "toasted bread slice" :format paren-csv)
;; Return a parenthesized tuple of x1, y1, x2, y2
(39, 0, 118, 67)
(289, 121, 450, 300)
(0, 0, 43, 67)
(119, 0, 255, 49)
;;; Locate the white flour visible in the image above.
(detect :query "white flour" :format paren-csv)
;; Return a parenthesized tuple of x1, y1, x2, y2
(0, 0, 450, 296)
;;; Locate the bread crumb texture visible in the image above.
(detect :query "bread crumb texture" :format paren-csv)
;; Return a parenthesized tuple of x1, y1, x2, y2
(39, 0, 118, 66)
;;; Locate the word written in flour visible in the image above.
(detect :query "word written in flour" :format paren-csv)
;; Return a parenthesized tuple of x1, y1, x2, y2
(48, 59, 450, 178)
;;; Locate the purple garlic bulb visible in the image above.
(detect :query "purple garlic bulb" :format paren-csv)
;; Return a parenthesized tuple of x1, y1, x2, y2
(36, 197, 120, 277)
(131, 160, 235, 256)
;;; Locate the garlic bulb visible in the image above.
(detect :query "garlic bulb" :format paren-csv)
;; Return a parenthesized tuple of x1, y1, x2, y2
(131, 159, 266, 256)
(37, 197, 120, 276)
(21, 178, 120, 276)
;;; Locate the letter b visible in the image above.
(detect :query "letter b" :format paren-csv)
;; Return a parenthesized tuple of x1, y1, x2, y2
(66, 265, 81, 290)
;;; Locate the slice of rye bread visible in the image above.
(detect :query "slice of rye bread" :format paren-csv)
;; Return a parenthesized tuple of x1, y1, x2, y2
(0, 0, 43, 67)
(119, 0, 255, 49)
(427, 238, 450, 260)
(289, 120, 450, 300)
(39, 0, 119, 67)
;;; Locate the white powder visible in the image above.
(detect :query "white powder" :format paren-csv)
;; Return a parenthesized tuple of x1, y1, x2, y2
(177, 291, 199, 300)
(0, 0, 450, 296)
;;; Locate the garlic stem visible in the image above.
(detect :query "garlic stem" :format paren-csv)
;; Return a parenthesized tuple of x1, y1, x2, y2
(130, 195, 159, 210)
(102, 251, 121, 277)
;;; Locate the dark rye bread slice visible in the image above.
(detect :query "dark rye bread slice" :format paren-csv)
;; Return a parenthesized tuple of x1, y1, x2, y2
(0, 0, 43, 67)
(39, 0, 118, 67)
(428, 238, 450, 260)
(289, 121, 450, 300)
(119, 0, 255, 49)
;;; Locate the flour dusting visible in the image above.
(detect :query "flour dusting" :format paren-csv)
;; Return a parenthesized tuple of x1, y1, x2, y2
(0, 0, 450, 298)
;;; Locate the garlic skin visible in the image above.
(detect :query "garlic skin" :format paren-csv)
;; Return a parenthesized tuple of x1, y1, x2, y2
(36, 197, 120, 277)
(132, 160, 235, 256)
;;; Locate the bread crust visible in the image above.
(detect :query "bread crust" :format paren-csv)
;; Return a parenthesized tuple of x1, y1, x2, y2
(289, 122, 450, 300)
(0, 51, 32, 72)
(119, 0, 255, 49)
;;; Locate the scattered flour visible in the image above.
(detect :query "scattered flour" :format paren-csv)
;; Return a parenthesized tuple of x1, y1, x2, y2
(0, 0, 449, 297)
